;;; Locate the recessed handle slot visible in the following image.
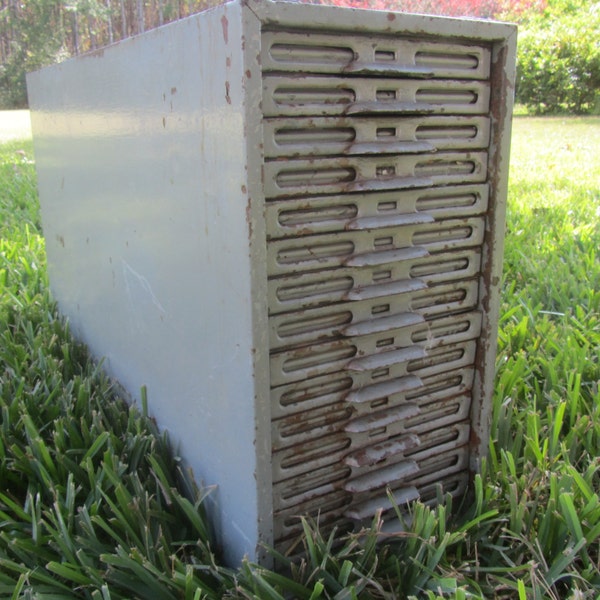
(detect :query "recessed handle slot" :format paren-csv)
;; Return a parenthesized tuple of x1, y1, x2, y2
(415, 51, 479, 70)
(277, 311, 353, 339)
(274, 126, 356, 146)
(272, 86, 356, 107)
(416, 89, 478, 105)
(281, 344, 357, 374)
(278, 204, 358, 227)
(276, 276, 354, 302)
(416, 124, 478, 140)
(275, 166, 356, 188)
(269, 42, 355, 65)
(279, 375, 353, 408)
(277, 240, 354, 265)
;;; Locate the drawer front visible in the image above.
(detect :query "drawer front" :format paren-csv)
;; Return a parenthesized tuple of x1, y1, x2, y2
(267, 216, 485, 275)
(263, 76, 491, 117)
(266, 184, 489, 238)
(268, 248, 482, 313)
(263, 115, 491, 158)
(269, 311, 482, 387)
(264, 151, 488, 198)
(262, 31, 491, 80)
(269, 278, 479, 349)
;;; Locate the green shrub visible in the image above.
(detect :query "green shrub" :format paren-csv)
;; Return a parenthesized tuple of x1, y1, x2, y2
(516, 3, 600, 114)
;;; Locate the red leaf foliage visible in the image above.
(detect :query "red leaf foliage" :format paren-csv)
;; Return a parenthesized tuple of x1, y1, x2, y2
(302, 0, 546, 20)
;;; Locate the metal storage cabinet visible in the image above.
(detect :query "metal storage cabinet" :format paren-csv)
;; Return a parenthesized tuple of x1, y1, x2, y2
(27, 0, 516, 564)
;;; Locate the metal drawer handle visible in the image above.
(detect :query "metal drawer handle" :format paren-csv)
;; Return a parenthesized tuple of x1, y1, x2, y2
(342, 312, 424, 337)
(345, 246, 429, 268)
(345, 374, 423, 404)
(346, 101, 436, 115)
(344, 460, 419, 493)
(344, 278, 427, 302)
(344, 433, 421, 467)
(343, 63, 435, 78)
(348, 212, 434, 231)
(349, 140, 435, 155)
(348, 346, 427, 372)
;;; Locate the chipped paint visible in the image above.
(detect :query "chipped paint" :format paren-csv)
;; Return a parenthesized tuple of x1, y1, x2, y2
(221, 14, 229, 44)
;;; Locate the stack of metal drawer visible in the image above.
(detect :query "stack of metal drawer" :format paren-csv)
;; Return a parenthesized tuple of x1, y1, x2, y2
(262, 30, 494, 549)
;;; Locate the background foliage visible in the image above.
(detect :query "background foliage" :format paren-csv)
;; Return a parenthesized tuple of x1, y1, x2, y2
(1, 0, 599, 113)
(516, 1, 600, 114)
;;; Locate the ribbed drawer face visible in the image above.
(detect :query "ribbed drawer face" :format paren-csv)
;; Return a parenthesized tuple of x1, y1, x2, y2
(263, 115, 491, 157)
(264, 151, 488, 198)
(261, 26, 496, 550)
(262, 31, 490, 79)
(266, 184, 489, 238)
(263, 76, 490, 117)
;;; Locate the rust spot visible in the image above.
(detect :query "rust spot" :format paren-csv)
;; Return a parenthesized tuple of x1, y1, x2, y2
(387, 12, 396, 21)
(246, 197, 253, 239)
(241, 184, 247, 194)
(225, 81, 231, 104)
(245, 69, 252, 79)
(221, 14, 228, 44)
(226, 56, 231, 68)
(171, 86, 177, 95)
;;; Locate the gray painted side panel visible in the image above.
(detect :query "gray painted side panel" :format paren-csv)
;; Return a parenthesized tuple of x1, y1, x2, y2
(28, 3, 264, 564)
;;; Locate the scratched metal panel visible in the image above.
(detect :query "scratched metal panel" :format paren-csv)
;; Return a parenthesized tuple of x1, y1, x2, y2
(263, 115, 491, 158)
(27, 1, 269, 566)
(262, 76, 491, 117)
(261, 30, 491, 79)
(264, 151, 488, 198)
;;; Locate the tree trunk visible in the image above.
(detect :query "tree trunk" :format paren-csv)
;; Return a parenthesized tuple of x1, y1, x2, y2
(137, 0, 144, 33)
(120, 0, 127, 38)
(72, 9, 80, 55)
(106, 0, 114, 44)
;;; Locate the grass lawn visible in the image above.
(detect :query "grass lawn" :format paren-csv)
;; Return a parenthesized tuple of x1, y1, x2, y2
(0, 115, 598, 598)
